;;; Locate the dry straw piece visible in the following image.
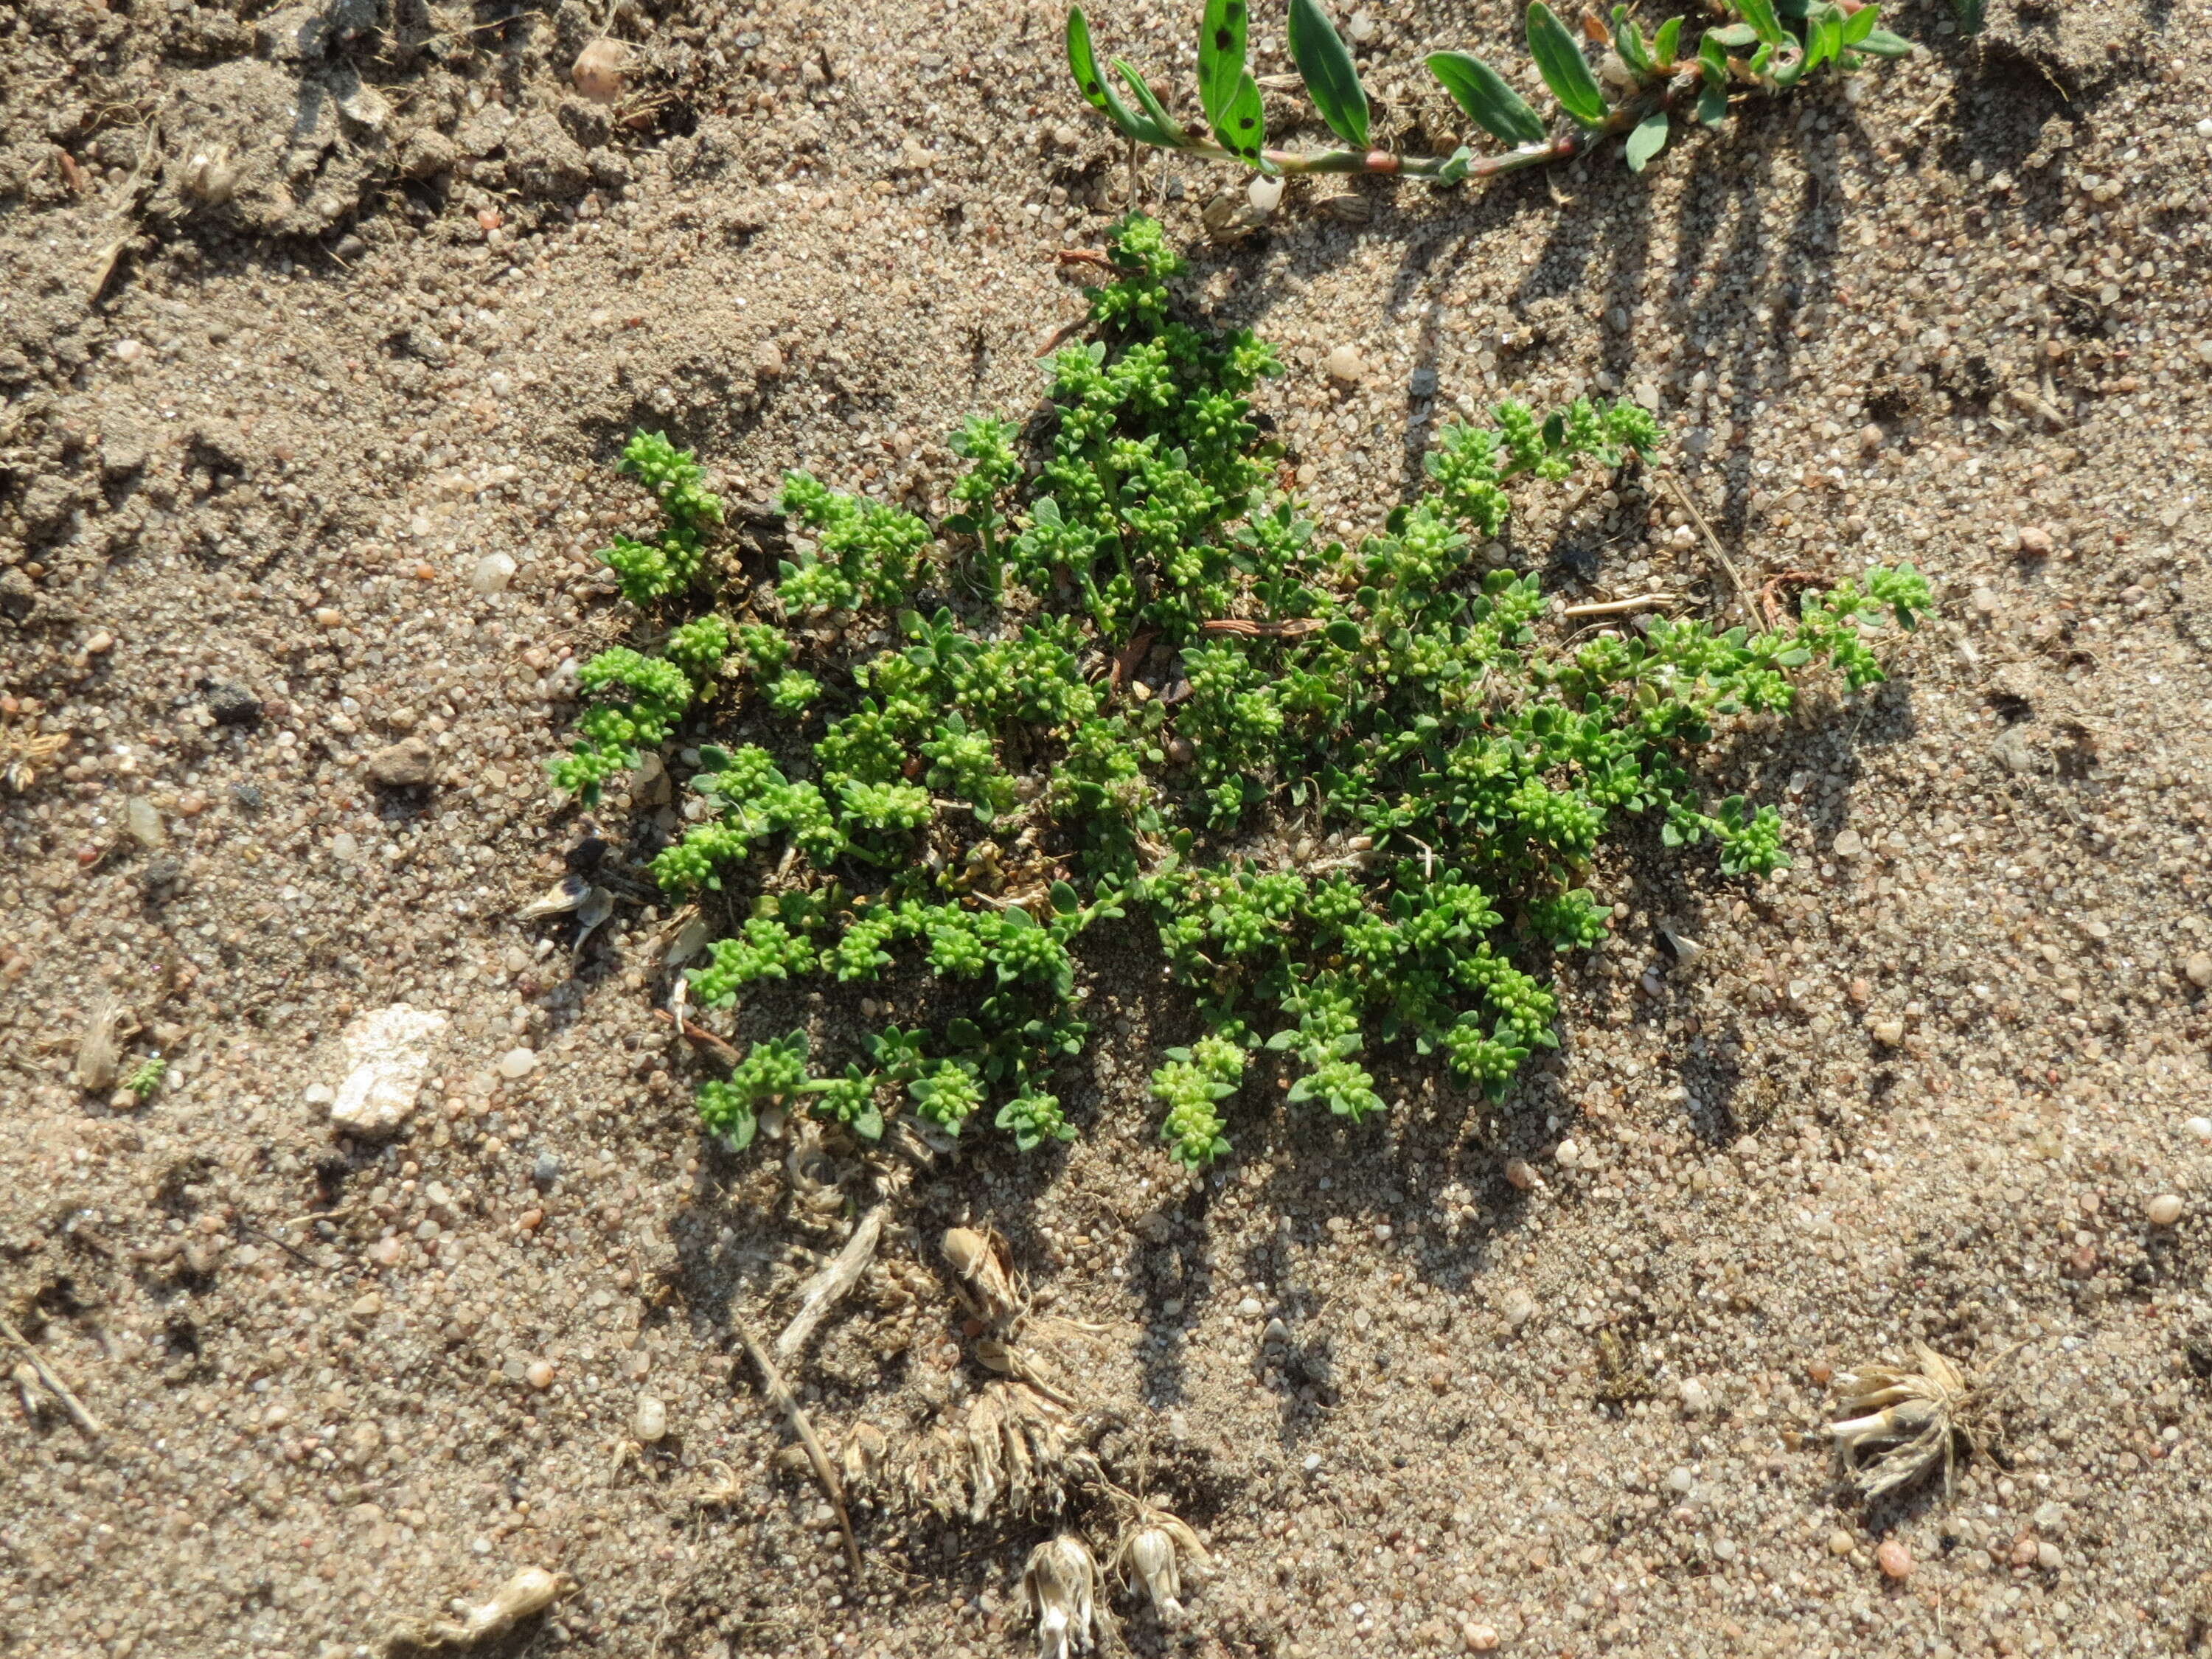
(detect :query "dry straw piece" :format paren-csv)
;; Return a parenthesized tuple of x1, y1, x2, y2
(1828, 1340, 1988, 1499)
(1113, 1506, 1210, 1624)
(1023, 1533, 1116, 1659)
(384, 1566, 566, 1653)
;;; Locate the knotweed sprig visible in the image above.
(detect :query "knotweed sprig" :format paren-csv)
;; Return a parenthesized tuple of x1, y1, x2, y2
(1068, 0, 1912, 193)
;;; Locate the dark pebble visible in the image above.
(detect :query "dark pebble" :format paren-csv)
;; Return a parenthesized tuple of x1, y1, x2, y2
(532, 1152, 562, 1187)
(206, 683, 262, 726)
(230, 782, 265, 812)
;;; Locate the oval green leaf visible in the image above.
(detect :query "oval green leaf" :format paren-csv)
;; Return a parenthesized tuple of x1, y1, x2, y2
(1623, 108, 1669, 172)
(1287, 0, 1371, 149)
(1214, 69, 1267, 160)
(1197, 0, 1249, 128)
(1525, 2, 1608, 128)
(1652, 14, 1683, 63)
(1854, 26, 1913, 55)
(1426, 50, 1548, 147)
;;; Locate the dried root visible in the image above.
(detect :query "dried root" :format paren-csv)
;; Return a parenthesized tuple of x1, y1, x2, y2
(1829, 1340, 1983, 1500)
(1024, 1533, 1117, 1659)
(385, 1566, 566, 1654)
(1113, 1506, 1209, 1626)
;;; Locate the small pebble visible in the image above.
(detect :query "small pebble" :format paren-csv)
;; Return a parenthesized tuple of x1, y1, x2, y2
(2185, 1116, 2212, 1144)
(532, 1152, 562, 1186)
(2146, 1194, 2184, 1228)
(1667, 1466, 1695, 1495)
(1554, 1137, 1579, 1168)
(83, 630, 114, 655)
(1832, 828, 1863, 860)
(370, 1236, 405, 1267)
(1826, 1528, 1854, 1557)
(524, 1360, 555, 1390)
(573, 36, 633, 102)
(1262, 1317, 1291, 1346)
(633, 1395, 668, 1444)
(314, 607, 345, 628)
(498, 1047, 538, 1079)
(2015, 525, 2053, 557)
(1876, 1539, 1913, 1579)
(1464, 1624, 1500, 1652)
(1503, 1158, 1537, 1190)
(1247, 175, 1284, 214)
(1500, 1287, 1537, 1329)
(2036, 1541, 2062, 1571)
(1325, 344, 1364, 383)
(1677, 1377, 1712, 1415)
(470, 552, 517, 594)
(2009, 1537, 2039, 1567)
(2183, 953, 2212, 990)
(1237, 1295, 1263, 1318)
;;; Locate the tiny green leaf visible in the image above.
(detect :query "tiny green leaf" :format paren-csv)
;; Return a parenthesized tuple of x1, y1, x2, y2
(1841, 1, 1877, 44)
(1735, 0, 1787, 44)
(1624, 109, 1669, 172)
(1854, 26, 1913, 55)
(1113, 58, 1188, 147)
(1426, 50, 1549, 147)
(1197, 0, 1249, 127)
(1526, 2, 1608, 128)
(1708, 23, 1759, 48)
(1652, 14, 1683, 63)
(1287, 0, 1371, 149)
(1612, 7, 1653, 78)
(1696, 79, 1728, 125)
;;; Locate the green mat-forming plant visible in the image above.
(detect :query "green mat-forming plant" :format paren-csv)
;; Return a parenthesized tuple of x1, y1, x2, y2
(549, 217, 1927, 1166)
(1068, 0, 1912, 187)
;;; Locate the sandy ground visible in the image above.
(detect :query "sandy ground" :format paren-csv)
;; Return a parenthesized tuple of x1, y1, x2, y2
(3, 0, 2211, 1656)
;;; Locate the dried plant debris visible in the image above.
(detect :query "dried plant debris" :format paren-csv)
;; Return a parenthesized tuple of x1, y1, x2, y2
(1829, 1340, 1987, 1500)
(1, 718, 67, 794)
(942, 1225, 1024, 1326)
(72, 990, 128, 1093)
(897, 1379, 1102, 1523)
(1113, 1506, 1209, 1626)
(1023, 1533, 1117, 1659)
(384, 1566, 566, 1654)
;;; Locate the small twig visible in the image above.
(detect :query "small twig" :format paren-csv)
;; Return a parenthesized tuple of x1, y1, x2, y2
(1107, 628, 1158, 692)
(655, 1008, 742, 1067)
(734, 1320, 861, 1574)
(1661, 475, 1759, 625)
(0, 1316, 104, 1440)
(774, 1206, 886, 1363)
(1053, 248, 1116, 271)
(2003, 383, 2068, 431)
(1560, 593, 1680, 619)
(1200, 616, 1326, 638)
(1034, 316, 1090, 358)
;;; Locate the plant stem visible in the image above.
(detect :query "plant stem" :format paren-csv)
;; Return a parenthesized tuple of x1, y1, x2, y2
(1172, 76, 1694, 184)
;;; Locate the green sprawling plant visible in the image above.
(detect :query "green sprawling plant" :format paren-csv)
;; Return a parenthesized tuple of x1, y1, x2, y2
(1068, 0, 1912, 188)
(549, 216, 1928, 1167)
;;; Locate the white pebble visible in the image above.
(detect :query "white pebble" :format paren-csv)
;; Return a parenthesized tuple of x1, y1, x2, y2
(1247, 175, 1284, 214)
(1678, 1377, 1713, 1415)
(2185, 1116, 2212, 1144)
(1666, 1465, 1694, 1494)
(633, 1395, 668, 1443)
(497, 1046, 538, 1079)
(1325, 344, 1364, 383)
(1237, 1296, 1264, 1318)
(2146, 1193, 2185, 1228)
(470, 552, 517, 594)
(2199, 117, 2212, 139)
(1554, 1137, 1579, 1168)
